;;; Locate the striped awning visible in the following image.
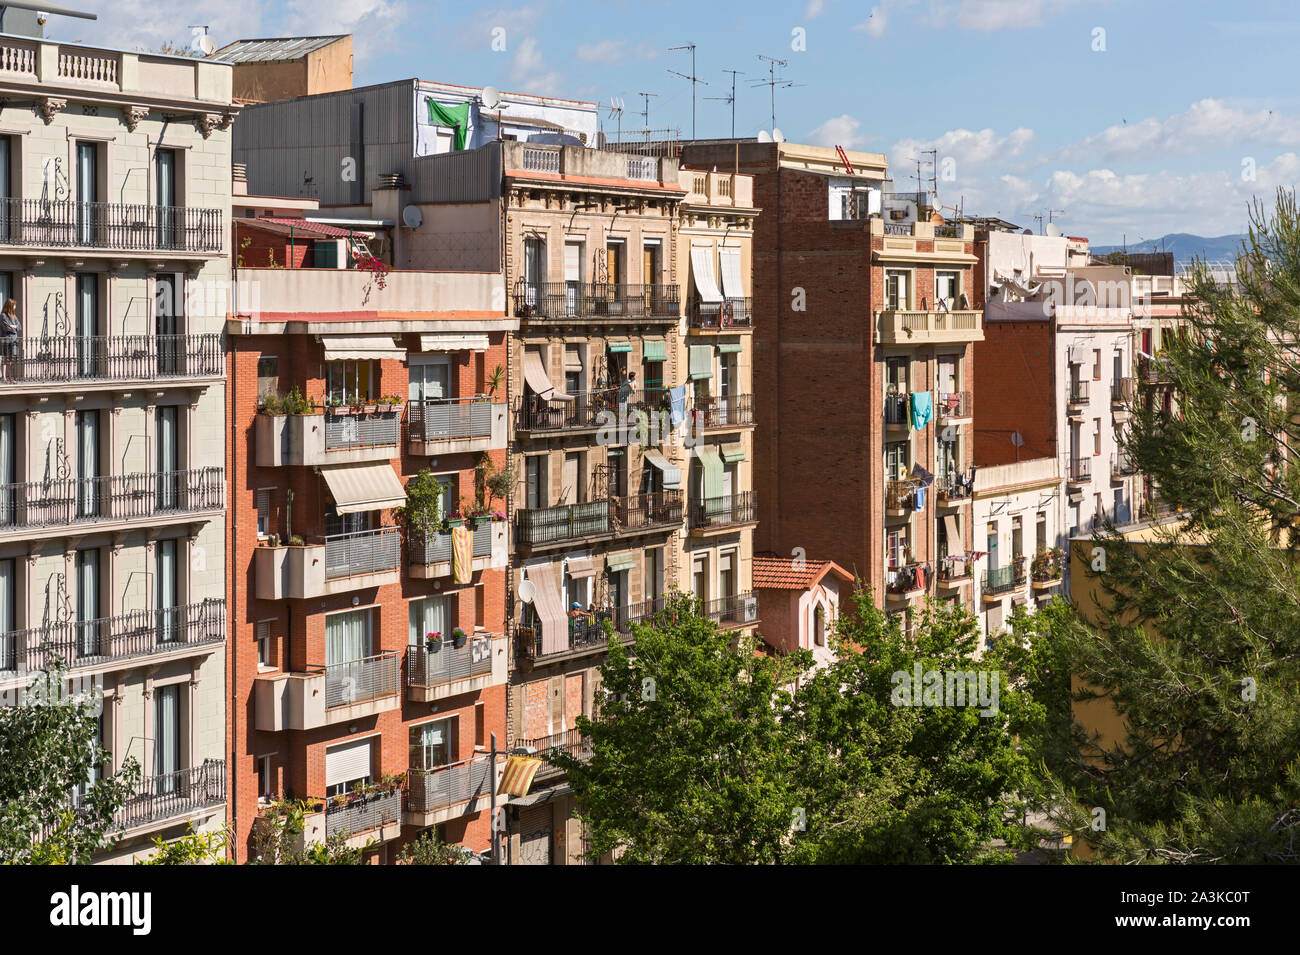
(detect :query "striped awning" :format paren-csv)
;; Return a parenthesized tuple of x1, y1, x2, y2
(689, 345, 713, 380)
(720, 442, 745, 463)
(321, 463, 406, 514)
(498, 756, 542, 798)
(420, 332, 489, 352)
(607, 340, 632, 354)
(642, 339, 667, 362)
(717, 342, 742, 354)
(606, 552, 637, 573)
(321, 335, 406, 361)
(523, 348, 565, 401)
(565, 555, 596, 579)
(690, 246, 722, 303)
(718, 247, 744, 298)
(642, 449, 681, 489)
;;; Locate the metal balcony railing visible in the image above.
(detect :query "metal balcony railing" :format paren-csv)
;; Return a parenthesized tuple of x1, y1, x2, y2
(698, 591, 759, 627)
(513, 280, 680, 320)
(409, 398, 495, 442)
(937, 555, 972, 583)
(886, 562, 928, 595)
(0, 597, 225, 673)
(407, 636, 494, 689)
(933, 223, 962, 238)
(886, 480, 918, 511)
(611, 490, 683, 533)
(1068, 379, 1090, 405)
(884, 393, 909, 426)
(517, 728, 592, 765)
(1066, 455, 1092, 483)
(695, 393, 753, 428)
(938, 391, 972, 419)
(1138, 355, 1168, 383)
(0, 333, 223, 385)
(982, 560, 1027, 596)
(0, 467, 223, 533)
(688, 297, 753, 330)
(319, 650, 401, 709)
(325, 788, 402, 839)
(883, 222, 913, 235)
(688, 491, 756, 530)
(113, 758, 226, 831)
(516, 388, 610, 432)
(410, 520, 495, 565)
(1112, 377, 1136, 403)
(323, 526, 401, 579)
(406, 757, 494, 815)
(0, 198, 223, 252)
(515, 500, 610, 546)
(324, 409, 401, 451)
(1112, 450, 1136, 477)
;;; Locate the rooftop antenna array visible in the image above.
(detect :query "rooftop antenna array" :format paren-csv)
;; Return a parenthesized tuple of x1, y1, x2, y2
(635, 91, 659, 130)
(705, 68, 744, 139)
(751, 55, 801, 134)
(907, 148, 937, 202)
(667, 43, 709, 139)
(606, 96, 625, 142)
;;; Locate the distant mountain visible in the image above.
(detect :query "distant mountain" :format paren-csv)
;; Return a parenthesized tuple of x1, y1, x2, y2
(1091, 233, 1247, 264)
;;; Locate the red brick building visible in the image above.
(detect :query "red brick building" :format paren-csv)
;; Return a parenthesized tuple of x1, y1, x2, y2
(224, 172, 516, 861)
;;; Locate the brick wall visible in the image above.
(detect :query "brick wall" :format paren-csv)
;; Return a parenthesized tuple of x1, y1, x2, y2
(973, 321, 1056, 466)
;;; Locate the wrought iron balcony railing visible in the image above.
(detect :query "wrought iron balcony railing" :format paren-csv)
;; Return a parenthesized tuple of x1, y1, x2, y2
(695, 393, 753, 428)
(1067, 455, 1092, 483)
(517, 728, 592, 765)
(114, 758, 226, 831)
(513, 280, 680, 320)
(0, 333, 223, 386)
(611, 490, 683, 533)
(698, 591, 759, 627)
(688, 491, 756, 530)
(0, 467, 223, 533)
(982, 559, 1027, 596)
(938, 390, 972, 419)
(1068, 379, 1090, 405)
(0, 198, 223, 253)
(688, 297, 753, 330)
(515, 500, 611, 546)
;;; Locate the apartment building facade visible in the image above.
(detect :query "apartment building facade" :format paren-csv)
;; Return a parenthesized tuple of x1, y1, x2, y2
(0, 34, 235, 861)
(676, 139, 981, 635)
(225, 173, 514, 862)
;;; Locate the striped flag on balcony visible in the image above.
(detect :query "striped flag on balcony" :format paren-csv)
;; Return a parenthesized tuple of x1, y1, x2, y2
(452, 525, 473, 584)
(499, 756, 543, 797)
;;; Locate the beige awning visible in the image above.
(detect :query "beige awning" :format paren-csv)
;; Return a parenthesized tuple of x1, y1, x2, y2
(522, 348, 557, 400)
(642, 449, 682, 489)
(565, 556, 596, 579)
(321, 335, 406, 361)
(420, 333, 490, 352)
(321, 463, 406, 514)
(943, 514, 961, 544)
(690, 246, 722, 303)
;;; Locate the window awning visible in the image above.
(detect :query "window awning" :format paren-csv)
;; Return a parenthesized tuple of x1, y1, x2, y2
(565, 555, 596, 579)
(522, 348, 558, 400)
(606, 552, 637, 573)
(689, 345, 713, 380)
(321, 463, 406, 514)
(696, 446, 724, 499)
(526, 561, 569, 656)
(563, 348, 583, 371)
(943, 514, 961, 544)
(642, 449, 682, 489)
(690, 246, 722, 303)
(717, 342, 742, 354)
(321, 335, 406, 361)
(420, 332, 489, 352)
(642, 340, 667, 362)
(720, 442, 745, 463)
(718, 247, 744, 299)
(607, 340, 632, 354)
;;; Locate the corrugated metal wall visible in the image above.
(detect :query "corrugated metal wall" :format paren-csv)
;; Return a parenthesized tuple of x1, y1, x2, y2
(233, 80, 502, 206)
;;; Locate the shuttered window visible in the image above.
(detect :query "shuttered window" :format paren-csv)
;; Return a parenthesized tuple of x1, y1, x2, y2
(325, 738, 373, 794)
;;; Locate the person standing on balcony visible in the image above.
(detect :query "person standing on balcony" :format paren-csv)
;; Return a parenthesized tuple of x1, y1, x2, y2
(0, 299, 19, 381)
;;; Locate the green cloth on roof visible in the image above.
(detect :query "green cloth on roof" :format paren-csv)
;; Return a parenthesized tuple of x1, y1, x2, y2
(426, 100, 471, 151)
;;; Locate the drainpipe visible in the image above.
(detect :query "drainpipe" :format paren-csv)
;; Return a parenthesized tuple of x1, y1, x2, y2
(228, 310, 238, 862)
(489, 731, 500, 864)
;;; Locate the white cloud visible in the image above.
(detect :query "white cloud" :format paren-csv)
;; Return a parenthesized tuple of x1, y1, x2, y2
(70, 0, 267, 53)
(808, 114, 866, 149)
(805, 0, 826, 18)
(853, 5, 889, 37)
(577, 40, 626, 64)
(283, 0, 408, 63)
(925, 0, 1094, 31)
(892, 126, 1035, 171)
(510, 35, 564, 95)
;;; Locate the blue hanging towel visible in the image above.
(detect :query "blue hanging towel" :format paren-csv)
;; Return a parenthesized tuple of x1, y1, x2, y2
(669, 385, 688, 427)
(914, 484, 926, 512)
(910, 391, 933, 430)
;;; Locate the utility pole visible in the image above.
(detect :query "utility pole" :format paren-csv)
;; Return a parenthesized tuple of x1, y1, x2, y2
(668, 43, 708, 139)
(706, 68, 743, 138)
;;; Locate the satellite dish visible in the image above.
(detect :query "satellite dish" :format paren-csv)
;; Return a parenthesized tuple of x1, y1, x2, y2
(198, 35, 216, 56)
(772, 128, 785, 142)
(481, 86, 501, 109)
(756, 129, 773, 143)
(518, 579, 536, 604)
(402, 205, 424, 229)
(1045, 223, 1062, 237)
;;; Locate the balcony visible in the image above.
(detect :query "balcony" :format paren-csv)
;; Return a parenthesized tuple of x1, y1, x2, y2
(0, 598, 225, 677)
(112, 759, 226, 837)
(409, 520, 504, 579)
(512, 280, 680, 324)
(1111, 450, 1136, 479)
(936, 555, 973, 589)
(253, 650, 402, 732)
(1112, 377, 1136, 406)
(695, 393, 754, 429)
(517, 596, 679, 665)
(698, 591, 759, 629)
(982, 558, 1027, 600)
(884, 393, 909, 431)
(874, 310, 983, 345)
(1066, 456, 1092, 485)
(406, 633, 506, 702)
(687, 298, 753, 332)
(612, 491, 683, 535)
(255, 409, 401, 467)
(1030, 549, 1064, 590)
(515, 388, 669, 437)
(937, 472, 975, 507)
(408, 398, 506, 455)
(886, 563, 929, 606)
(324, 788, 402, 848)
(0, 468, 223, 543)
(0, 334, 223, 391)
(1067, 379, 1090, 412)
(515, 500, 611, 550)
(885, 480, 917, 518)
(254, 527, 401, 600)
(688, 491, 757, 534)
(404, 756, 496, 827)
(516, 729, 592, 782)
(1138, 355, 1170, 384)
(0, 198, 223, 255)
(937, 391, 972, 421)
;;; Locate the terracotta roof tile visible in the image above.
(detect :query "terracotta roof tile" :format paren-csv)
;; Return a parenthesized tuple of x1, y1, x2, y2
(753, 553, 852, 591)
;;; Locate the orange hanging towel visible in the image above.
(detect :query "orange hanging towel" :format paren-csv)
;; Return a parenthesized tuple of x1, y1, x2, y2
(452, 524, 473, 584)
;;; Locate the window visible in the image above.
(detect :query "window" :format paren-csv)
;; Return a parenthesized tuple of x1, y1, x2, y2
(0, 558, 14, 668)
(0, 136, 12, 243)
(325, 738, 372, 799)
(885, 357, 908, 396)
(1036, 512, 1047, 554)
(257, 356, 278, 407)
(326, 361, 376, 405)
(256, 489, 271, 538)
(886, 528, 908, 569)
(1092, 349, 1102, 380)
(1011, 516, 1023, 560)
(935, 271, 959, 309)
(885, 270, 909, 310)
(75, 141, 99, 245)
(814, 604, 826, 647)
(986, 523, 999, 570)
(526, 456, 546, 509)
(154, 684, 181, 787)
(256, 619, 272, 669)
(325, 608, 372, 667)
(75, 273, 97, 375)
(642, 240, 662, 285)
(1093, 418, 1102, 456)
(719, 550, 736, 599)
(409, 595, 450, 646)
(155, 148, 179, 248)
(156, 406, 179, 509)
(523, 238, 546, 303)
(692, 556, 708, 602)
(256, 755, 273, 801)
(1113, 350, 1123, 383)
(75, 548, 99, 655)
(1094, 492, 1103, 528)
(0, 413, 14, 528)
(885, 441, 910, 481)
(410, 718, 454, 770)
(155, 539, 178, 645)
(1069, 504, 1079, 537)
(644, 547, 661, 602)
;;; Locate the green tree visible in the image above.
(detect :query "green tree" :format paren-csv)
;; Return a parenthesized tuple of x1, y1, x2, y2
(139, 824, 233, 865)
(0, 667, 140, 864)
(1023, 189, 1300, 863)
(250, 797, 366, 865)
(397, 831, 474, 865)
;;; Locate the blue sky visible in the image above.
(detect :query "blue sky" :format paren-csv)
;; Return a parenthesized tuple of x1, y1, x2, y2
(85, 0, 1300, 245)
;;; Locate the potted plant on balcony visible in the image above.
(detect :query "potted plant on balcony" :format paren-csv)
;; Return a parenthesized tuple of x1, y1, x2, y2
(452, 627, 467, 649)
(425, 630, 442, 653)
(397, 469, 446, 554)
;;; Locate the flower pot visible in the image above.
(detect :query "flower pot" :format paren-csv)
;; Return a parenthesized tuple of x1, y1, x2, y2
(453, 631, 467, 649)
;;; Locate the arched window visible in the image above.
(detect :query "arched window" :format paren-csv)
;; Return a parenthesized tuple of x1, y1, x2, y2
(814, 603, 825, 647)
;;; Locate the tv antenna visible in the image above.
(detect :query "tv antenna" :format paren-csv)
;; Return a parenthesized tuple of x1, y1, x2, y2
(751, 55, 800, 133)
(705, 68, 744, 138)
(907, 148, 937, 200)
(634, 91, 658, 129)
(607, 97, 625, 141)
(668, 43, 709, 139)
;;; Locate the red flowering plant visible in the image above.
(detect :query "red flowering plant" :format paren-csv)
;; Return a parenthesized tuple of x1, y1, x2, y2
(355, 253, 391, 304)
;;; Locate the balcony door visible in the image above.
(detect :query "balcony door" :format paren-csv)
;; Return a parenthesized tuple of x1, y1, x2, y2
(76, 274, 97, 377)
(0, 136, 9, 244)
(75, 141, 98, 246)
(523, 237, 545, 307)
(0, 558, 14, 670)
(154, 684, 180, 792)
(326, 608, 372, 669)
(0, 413, 12, 527)
(410, 717, 454, 771)
(155, 148, 178, 249)
(409, 594, 449, 647)
(155, 539, 178, 645)
(718, 352, 736, 421)
(692, 556, 708, 604)
(410, 359, 451, 439)
(155, 274, 181, 375)
(604, 240, 624, 313)
(563, 242, 582, 315)
(75, 548, 99, 657)
(936, 271, 958, 310)
(986, 524, 999, 572)
(75, 410, 99, 518)
(525, 456, 547, 510)
(155, 406, 179, 511)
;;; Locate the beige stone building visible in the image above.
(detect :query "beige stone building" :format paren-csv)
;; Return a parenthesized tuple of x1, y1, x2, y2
(0, 34, 235, 860)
